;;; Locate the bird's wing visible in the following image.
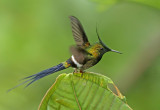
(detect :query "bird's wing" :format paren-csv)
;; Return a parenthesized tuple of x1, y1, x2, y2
(69, 16, 90, 48)
(70, 46, 92, 64)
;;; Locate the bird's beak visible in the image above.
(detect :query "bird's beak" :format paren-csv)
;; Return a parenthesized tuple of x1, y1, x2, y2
(96, 27, 122, 54)
(110, 49, 122, 54)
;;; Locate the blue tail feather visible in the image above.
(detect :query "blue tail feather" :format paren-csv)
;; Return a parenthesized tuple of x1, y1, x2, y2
(7, 62, 69, 92)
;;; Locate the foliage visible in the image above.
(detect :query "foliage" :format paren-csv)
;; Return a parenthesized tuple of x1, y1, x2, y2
(1, 0, 160, 110)
(90, 0, 160, 10)
(39, 72, 131, 110)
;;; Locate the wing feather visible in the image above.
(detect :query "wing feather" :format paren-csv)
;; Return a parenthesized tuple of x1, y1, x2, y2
(69, 16, 90, 47)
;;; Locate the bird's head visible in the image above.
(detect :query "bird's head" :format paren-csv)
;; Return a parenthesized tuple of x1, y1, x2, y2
(96, 28, 122, 55)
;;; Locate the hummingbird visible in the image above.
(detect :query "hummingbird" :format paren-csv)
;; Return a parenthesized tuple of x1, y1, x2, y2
(8, 16, 121, 91)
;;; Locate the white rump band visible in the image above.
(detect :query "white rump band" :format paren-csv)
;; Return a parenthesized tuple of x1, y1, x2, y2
(71, 55, 82, 68)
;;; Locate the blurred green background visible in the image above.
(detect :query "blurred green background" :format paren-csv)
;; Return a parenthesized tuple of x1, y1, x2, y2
(0, 0, 160, 110)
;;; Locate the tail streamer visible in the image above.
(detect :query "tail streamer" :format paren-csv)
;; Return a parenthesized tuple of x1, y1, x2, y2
(7, 62, 70, 92)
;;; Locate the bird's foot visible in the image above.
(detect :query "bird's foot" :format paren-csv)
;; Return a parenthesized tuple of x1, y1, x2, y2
(80, 70, 84, 77)
(80, 70, 84, 73)
(73, 69, 85, 77)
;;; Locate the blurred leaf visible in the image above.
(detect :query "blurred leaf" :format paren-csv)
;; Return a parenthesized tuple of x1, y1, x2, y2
(39, 72, 131, 110)
(90, 0, 160, 10)
(89, 0, 119, 10)
(130, 0, 160, 9)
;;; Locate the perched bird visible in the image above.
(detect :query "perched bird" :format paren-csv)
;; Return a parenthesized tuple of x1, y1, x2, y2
(8, 16, 121, 91)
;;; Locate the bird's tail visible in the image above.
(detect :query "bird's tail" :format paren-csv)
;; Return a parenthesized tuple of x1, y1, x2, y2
(7, 61, 71, 92)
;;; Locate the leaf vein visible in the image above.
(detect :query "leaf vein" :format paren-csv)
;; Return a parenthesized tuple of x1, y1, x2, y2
(108, 96, 116, 110)
(71, 75, 82, 110)
(86, 85, 99, 110)
(82, 82, 93, 106)
(93, 87, 106, 110)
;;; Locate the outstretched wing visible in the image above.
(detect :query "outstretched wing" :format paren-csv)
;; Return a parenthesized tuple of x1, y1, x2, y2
(69, 16, 90, 48)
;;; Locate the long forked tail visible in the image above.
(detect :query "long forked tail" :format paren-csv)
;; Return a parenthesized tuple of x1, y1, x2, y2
(7, 61, 71, 92)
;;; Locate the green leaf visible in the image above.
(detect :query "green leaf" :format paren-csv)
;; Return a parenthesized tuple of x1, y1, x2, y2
(129, 0, 160, 9)
(89, 0, 160, 11)
(39, 72, 132, 110)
